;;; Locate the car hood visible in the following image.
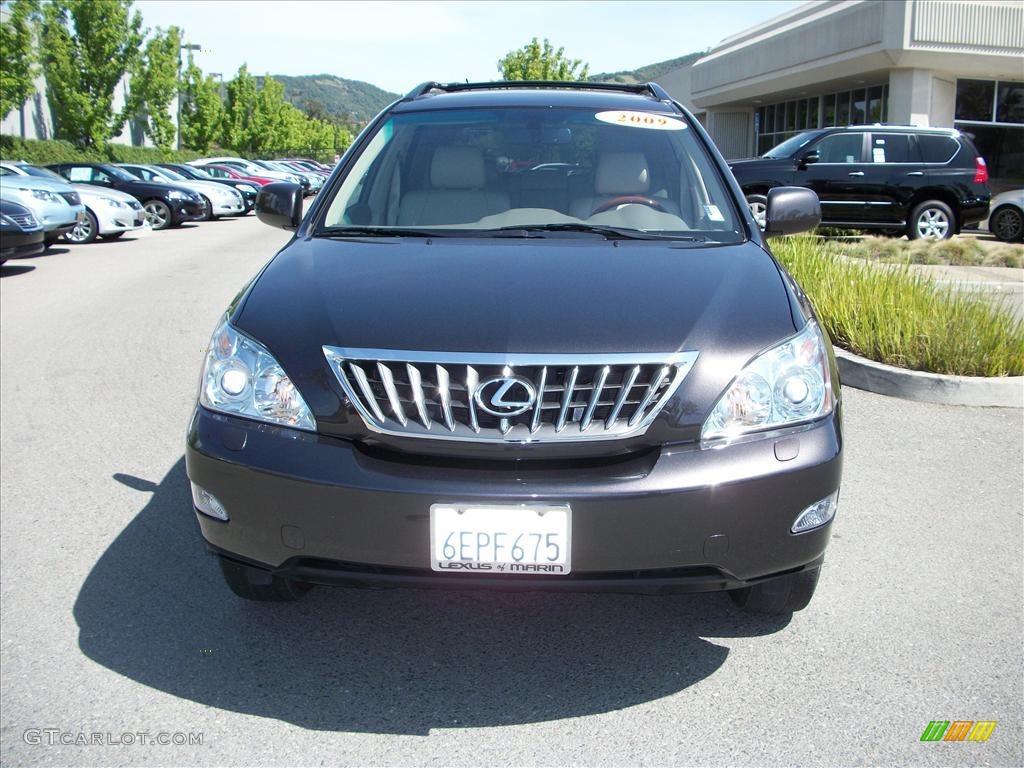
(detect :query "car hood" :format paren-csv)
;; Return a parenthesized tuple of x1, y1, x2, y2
(74, 183, 141, 206)
(0, 176, 74, 194)
(233, 236, 802, 453)
(176, 180, 239, 198)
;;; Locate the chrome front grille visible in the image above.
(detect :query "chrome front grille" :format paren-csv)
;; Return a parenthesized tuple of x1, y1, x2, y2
(7, 212, 38, 228)
(323, 348, 699, 443)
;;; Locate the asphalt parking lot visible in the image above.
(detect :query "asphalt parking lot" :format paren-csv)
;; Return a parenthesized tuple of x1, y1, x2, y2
(1, 217, 1021, 767)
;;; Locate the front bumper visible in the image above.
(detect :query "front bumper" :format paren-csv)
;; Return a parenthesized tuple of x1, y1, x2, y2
(186, 406, 843, 592)
(95, 206, 149, 235)
(171, 199, 206, 223)
(0, 229, 45, 259)
(210, 199, 246, 217)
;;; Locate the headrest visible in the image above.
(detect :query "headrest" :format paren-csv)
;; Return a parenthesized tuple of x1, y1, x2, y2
(431, 146, 485, 189)
(595, 152, 650, 195)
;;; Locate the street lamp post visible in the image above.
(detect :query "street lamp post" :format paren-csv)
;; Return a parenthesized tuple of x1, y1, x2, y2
(177, 43, 202, 150)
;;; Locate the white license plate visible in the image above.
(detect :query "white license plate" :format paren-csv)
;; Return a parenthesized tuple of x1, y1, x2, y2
(430, 503, 571, 575)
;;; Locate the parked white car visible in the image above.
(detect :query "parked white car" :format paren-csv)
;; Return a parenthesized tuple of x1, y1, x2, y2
(188, 156, 302, 185)
(117, 164, 245, 219)
(988, 189, 1024, 243)
(0, 162, 149, 244)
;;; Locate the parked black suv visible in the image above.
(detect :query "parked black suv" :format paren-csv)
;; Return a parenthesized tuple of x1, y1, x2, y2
(187, 81, 842, 614)
(48, 163, 206, 230)
(729, 126, 990, 239)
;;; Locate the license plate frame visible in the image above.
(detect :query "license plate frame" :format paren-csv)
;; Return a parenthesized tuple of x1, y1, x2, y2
(429, 503, 572, 575)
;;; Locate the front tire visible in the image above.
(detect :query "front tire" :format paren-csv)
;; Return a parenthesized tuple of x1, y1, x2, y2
(64, 209, 99, 244)
(199, 195, 216, 221)
(728, 566, 821, 614)
(143, 199, 173, 231)
(217, 557, 311, 601)
(989, 205, 1024, 243)
(746, 193, 768, 230)
(909, 200, 955, 240)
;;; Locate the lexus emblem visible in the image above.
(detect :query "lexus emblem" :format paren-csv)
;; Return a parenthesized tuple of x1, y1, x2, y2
(474, 375, 537, 417)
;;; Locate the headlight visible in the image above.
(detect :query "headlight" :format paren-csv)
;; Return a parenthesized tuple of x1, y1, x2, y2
(238, 184, 257, 194)
(199, 317, 316, 431)
(101, 197, 128, 208)
(30, 189, 60, 202)
(167, 190, 188, 200)
(701, 321, 833, 441)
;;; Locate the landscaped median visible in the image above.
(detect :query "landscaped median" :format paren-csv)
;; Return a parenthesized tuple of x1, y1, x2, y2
(772, 235, 1024, 406)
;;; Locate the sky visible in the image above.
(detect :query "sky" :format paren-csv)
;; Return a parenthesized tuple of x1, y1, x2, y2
(134, 0, 803, 93)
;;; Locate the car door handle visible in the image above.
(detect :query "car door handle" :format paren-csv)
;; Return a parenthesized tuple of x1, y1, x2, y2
(906, 171, 924, 176)
(847, 171, 865, 177)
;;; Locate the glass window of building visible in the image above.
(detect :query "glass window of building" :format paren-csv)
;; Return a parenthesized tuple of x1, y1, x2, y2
(954, 78, 1024, 191)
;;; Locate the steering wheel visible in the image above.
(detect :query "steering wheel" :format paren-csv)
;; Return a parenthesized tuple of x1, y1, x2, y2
(590, 195, 667, 216)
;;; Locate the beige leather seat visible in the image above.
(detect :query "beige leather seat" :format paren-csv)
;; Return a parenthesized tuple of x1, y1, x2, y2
(569, 152, 680, 219)
(397, 146, 510, 226)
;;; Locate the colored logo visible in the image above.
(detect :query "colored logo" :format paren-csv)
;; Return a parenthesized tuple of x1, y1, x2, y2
(920, 721, 997, 742)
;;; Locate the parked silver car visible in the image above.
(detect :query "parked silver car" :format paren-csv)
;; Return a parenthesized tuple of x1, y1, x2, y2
(0, 166, 84, 246)
(988, 189, 1024, 243)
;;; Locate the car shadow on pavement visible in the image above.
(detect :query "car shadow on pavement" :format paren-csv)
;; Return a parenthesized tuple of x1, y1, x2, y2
(76, 458, 789, 735)
(0, 264, 36, 277)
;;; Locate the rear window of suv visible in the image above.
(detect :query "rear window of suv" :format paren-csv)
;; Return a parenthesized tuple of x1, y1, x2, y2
(320, 106, 743, 242)
(917, 134, 959, 163)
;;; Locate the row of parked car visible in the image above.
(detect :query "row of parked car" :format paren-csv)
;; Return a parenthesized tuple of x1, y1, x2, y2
(0, 156, 331, 263)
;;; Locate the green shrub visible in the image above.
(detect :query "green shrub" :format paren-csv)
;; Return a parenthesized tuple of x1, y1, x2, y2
(0, 136, 205, 166)
(773, 235, 1024, 377)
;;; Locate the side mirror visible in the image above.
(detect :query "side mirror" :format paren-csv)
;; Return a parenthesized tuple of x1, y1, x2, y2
(764, 186, 821, 237)
(255, 182, 303, 230)
(798, 150, 819, 168)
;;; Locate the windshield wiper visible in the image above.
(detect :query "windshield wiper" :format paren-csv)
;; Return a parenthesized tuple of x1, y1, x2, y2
(487, 223, 700, 241)
(315, 226, 453, 238)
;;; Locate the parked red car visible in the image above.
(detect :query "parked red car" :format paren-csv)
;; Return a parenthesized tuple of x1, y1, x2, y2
(198, 164, 277, 187)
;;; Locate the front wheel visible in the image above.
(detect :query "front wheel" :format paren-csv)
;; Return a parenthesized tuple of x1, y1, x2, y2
(64, 209, 99, 244)
(908, 200, 955, 240)
(989, 205, 1024, 243)
(217, 557, 312, 601)
(728, 565, 821, 614)
(143, 199, 173, 230)
(745, 194, 768, 230)
(200, 195, 216, 221)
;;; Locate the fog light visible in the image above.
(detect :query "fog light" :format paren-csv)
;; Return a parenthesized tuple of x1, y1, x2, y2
(191, 482, 229, 521)
(791, 490, 838, 533)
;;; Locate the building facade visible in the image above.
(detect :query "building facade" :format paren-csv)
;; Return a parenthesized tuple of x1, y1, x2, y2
(668, 0, 1023, 191)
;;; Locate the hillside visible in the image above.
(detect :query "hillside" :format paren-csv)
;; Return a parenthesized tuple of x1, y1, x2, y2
(590, 51, 705, 84)
(272, 74, 399, 123)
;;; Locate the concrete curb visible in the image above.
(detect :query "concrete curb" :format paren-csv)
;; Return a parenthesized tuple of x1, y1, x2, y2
(834, 347, 1024, 407)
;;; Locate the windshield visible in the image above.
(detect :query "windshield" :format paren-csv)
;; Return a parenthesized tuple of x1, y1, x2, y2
(182, 166, 211, 179)
(18, 165, 66, 181)
(320, 107, 742, 241)
(155, 167, 186, 181)
(761, 131, 818, 159)
(104, 165, 141, 181)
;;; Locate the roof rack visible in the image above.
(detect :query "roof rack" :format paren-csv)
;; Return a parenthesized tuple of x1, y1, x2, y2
(404, 80, 673, 102)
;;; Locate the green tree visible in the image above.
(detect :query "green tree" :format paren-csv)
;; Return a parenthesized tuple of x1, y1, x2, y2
(497, 38, 589, 82)
(179, 62, 224, 153)
(0, 0, 39, 120)
(223, 64, 258, 153)
(39, 0, 143, 148)
(124, 25, 182, 150)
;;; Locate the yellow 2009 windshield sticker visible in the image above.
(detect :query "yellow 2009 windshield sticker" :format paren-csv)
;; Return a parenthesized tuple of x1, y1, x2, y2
(595, 111, 686, 130)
